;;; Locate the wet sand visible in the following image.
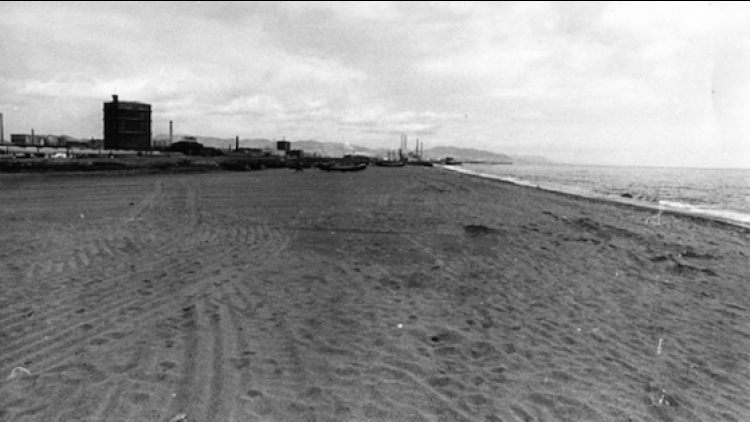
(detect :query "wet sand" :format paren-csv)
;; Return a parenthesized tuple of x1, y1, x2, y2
(0, 166, 748, 422)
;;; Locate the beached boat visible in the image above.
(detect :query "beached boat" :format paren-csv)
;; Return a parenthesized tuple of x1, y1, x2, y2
(316, 162, 368, 172)
(407, 160, 434, 167)
(374, 160, 406, 167)
(443, 157, 462, 166)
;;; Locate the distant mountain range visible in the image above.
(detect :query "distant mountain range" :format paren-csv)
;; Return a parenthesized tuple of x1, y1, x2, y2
(419, 146, 512, 163)
(153, 134, 554, 164)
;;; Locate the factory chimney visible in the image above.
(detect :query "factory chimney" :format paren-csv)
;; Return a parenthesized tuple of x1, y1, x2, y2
(169, 120, 173, 145)
(235, 135, 239, 152)
(0, 113, 4, 143)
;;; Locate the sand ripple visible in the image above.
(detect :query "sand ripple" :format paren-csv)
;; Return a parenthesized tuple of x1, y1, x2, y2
(0, 168, 748, 421)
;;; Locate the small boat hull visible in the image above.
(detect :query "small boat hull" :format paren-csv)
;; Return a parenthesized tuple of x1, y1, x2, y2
(316, 162, 368, 172)
(374, 160, 406, 167)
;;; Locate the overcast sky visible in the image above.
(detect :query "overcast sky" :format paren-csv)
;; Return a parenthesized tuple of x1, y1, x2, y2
(2, 1, 750, 167)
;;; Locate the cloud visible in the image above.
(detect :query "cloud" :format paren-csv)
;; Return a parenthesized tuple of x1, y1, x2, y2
(599, 2, 716, 39)
(0, 2, 748, 167)
(283, 1, 404, 21)
(338, 109, 462, 136)
(209, 95, 284, 117)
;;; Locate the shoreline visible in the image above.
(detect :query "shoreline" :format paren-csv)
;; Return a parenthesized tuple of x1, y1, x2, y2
(441, 164, 750, 231)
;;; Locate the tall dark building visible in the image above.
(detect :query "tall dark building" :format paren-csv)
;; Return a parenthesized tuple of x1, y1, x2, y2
(103, 95, 151, 150)
(276, 140, 291, 152)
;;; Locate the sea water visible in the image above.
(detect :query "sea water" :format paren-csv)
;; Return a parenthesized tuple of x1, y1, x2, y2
(446, 164, 750, 226)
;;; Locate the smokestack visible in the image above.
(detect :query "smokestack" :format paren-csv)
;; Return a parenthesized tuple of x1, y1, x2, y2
(169, 120, 173, 145)
(0, 113, 4, 143)
(235, 135, 239, 152)
(31, 128, 35, 145)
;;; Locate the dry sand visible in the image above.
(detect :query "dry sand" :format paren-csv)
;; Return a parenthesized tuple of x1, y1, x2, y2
(0, 166, 748, 422)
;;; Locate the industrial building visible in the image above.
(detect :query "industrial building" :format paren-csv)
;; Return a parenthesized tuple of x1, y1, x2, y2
(9, 133, 100, 148)
(103, 95, 151, 150)
(11, 134, 37, 146)
(10, 133, 46, 146)
(276, 140, 291, 152)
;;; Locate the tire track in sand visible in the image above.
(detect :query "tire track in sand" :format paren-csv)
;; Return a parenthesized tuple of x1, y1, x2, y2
(1, 176, 292, 422)
(20, 180, 165, 282)
(0, 180, 226, 375)
(177, 278, 242, 422)
(0, 268, 235, 420)
(0, 245, 213, 356)
(0, 235, 231, 375)
(162, 223, 289, 422)
(96, 379, 132, 422)
(232, 273, 320, 420)
(0, 182, 185, 312)
(1, 180, 186, 328)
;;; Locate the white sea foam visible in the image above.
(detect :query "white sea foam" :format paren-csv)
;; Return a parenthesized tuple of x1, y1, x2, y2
(441, 164, 750, 227)
(658, 201, 750, 224)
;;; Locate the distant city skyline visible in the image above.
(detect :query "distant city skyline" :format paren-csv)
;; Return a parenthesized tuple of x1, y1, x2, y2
(2, 2, 750, 168)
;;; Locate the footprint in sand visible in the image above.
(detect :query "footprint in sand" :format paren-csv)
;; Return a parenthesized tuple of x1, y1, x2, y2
(241, 389, 274, 416)
(129, 391, 151, 404)
(90, 337, 110, 346)
(47, 362, 107, 384)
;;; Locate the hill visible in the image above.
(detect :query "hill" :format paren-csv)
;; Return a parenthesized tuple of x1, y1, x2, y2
(420, 146, 513, 163)
(152, 135, 551, 164)
(153, 135, 373, 157)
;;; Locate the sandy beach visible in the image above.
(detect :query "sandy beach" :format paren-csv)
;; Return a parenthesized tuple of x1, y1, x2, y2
(0, 166, 748, 422)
